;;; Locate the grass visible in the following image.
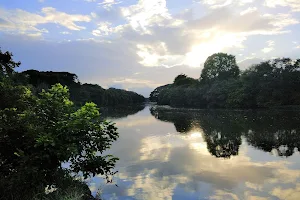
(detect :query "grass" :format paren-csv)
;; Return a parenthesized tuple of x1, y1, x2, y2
(34, 187, 86, 200)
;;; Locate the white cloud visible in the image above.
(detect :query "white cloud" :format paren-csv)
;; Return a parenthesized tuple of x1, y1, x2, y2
(136, 43, 184, 67)
(60, 31, 71, 35)
(262, 40, 275, 53)
(121, 0, 171, 32)
(262, 47, 273, 53)
(99, 0, 122, 10)
(240, 7, 257, 15)
(200, 0, 254, 9)
(0, 7, 91, 35)
(92, 22, 125, 36)
(201, 0, 233, 8)
(264, 0, 300, 12)
(116, 3, 298, 68)
(41, 7, 91, 30)
(112, 78, 161, 88)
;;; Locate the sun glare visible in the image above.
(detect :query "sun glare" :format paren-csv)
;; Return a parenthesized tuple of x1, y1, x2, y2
(185, 33, 246, 67)
(190, 131, 203, 139)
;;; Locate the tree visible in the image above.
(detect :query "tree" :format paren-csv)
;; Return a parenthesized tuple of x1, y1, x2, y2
(200, 53, 239, 83)
(0, 49, 21, 78)
(0, 83, 119, 199)
(173, 74, 198, 86)
(150, 84, 171, 102)
(22, 70, 145, 106)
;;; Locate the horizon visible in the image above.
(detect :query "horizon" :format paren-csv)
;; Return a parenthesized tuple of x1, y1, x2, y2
(1, 0, 300, 97)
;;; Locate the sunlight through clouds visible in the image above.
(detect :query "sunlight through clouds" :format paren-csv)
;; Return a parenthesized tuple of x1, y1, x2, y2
(121, 0, 171, 32)
(1, 0, 300, 95)
(185, 33, 246, 67)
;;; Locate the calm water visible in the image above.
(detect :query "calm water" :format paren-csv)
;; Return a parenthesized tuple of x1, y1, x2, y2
(90, 105, 300, 200)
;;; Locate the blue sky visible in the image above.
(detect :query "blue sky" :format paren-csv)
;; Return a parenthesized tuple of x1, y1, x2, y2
(1, 0, 300, 96)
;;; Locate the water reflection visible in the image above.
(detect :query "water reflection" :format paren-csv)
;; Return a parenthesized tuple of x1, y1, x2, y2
(101, 104, 146, 119)
(92, 105, 300, 200)
(150, 106, 300, 158)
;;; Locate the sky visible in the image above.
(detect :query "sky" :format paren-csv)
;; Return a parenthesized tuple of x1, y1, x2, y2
(0, 0, 300, 97)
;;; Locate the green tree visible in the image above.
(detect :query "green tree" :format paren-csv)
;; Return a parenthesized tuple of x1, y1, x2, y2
(0, 83, 119, 199)
(200, 53, 240, 83)
(0, 49, 21, 78)
(173, 74, 198, 86)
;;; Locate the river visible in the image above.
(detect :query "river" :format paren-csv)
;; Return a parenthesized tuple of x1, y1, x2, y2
(90, 105, 300, 200)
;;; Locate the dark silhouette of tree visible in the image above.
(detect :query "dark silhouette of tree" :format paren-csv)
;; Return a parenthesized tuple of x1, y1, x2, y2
(200, 53, 240, 83)
(150, 107, 300, 158)
(151, 53, 300, 109)
(0, 49, 21, 78)
(150, 107, 243, 158)
(174, 74, 198, 86)
(149, 84, 170, 102)
(21, 70, 145, 106)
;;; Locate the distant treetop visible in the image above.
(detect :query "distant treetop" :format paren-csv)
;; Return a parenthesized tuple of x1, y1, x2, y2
(200, 53, 240, 83)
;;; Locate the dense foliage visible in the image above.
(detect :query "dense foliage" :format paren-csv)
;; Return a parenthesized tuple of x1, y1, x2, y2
(0, 49, 119, 200)
(150, 53, 300, 108)
(22, 70, 145, 106)
(201, 53, 240, 83)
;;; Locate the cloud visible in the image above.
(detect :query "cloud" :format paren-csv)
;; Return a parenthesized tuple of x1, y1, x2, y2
(60, 31, 71, 35)
(100, 2, 298, 68)
(99, 0, 122, 11)
(121, 0, 171, 33)
(0, 34, 202, 96)
(262, 40, 275, 53)
(199, 0, 254, 9)
(271, 183, 300, 200)
(1, 0, 300, 96)
(188, 9, 298, 35)
(0, 7, 91, 35)
(92, 22, 125, 36)
(264, 0, 300, 12)
(136, 43, 185, 67)
(112, 78, 162, 88)
(42, 7, 91, 30)
(128, 7, 298, 67)
(240, 7, 257, 15)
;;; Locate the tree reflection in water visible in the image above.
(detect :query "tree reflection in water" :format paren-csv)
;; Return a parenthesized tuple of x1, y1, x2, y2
(150, 106, 300, 158)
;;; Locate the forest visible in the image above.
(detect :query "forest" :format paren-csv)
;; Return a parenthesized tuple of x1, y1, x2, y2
(21, 70, 145, 106)
(150, 53, 300, 108)
(0, 48, 145, 200)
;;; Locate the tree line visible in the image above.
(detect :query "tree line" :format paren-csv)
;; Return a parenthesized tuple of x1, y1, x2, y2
(150, 53, 300, 108)
(22, 69, 145, 107)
